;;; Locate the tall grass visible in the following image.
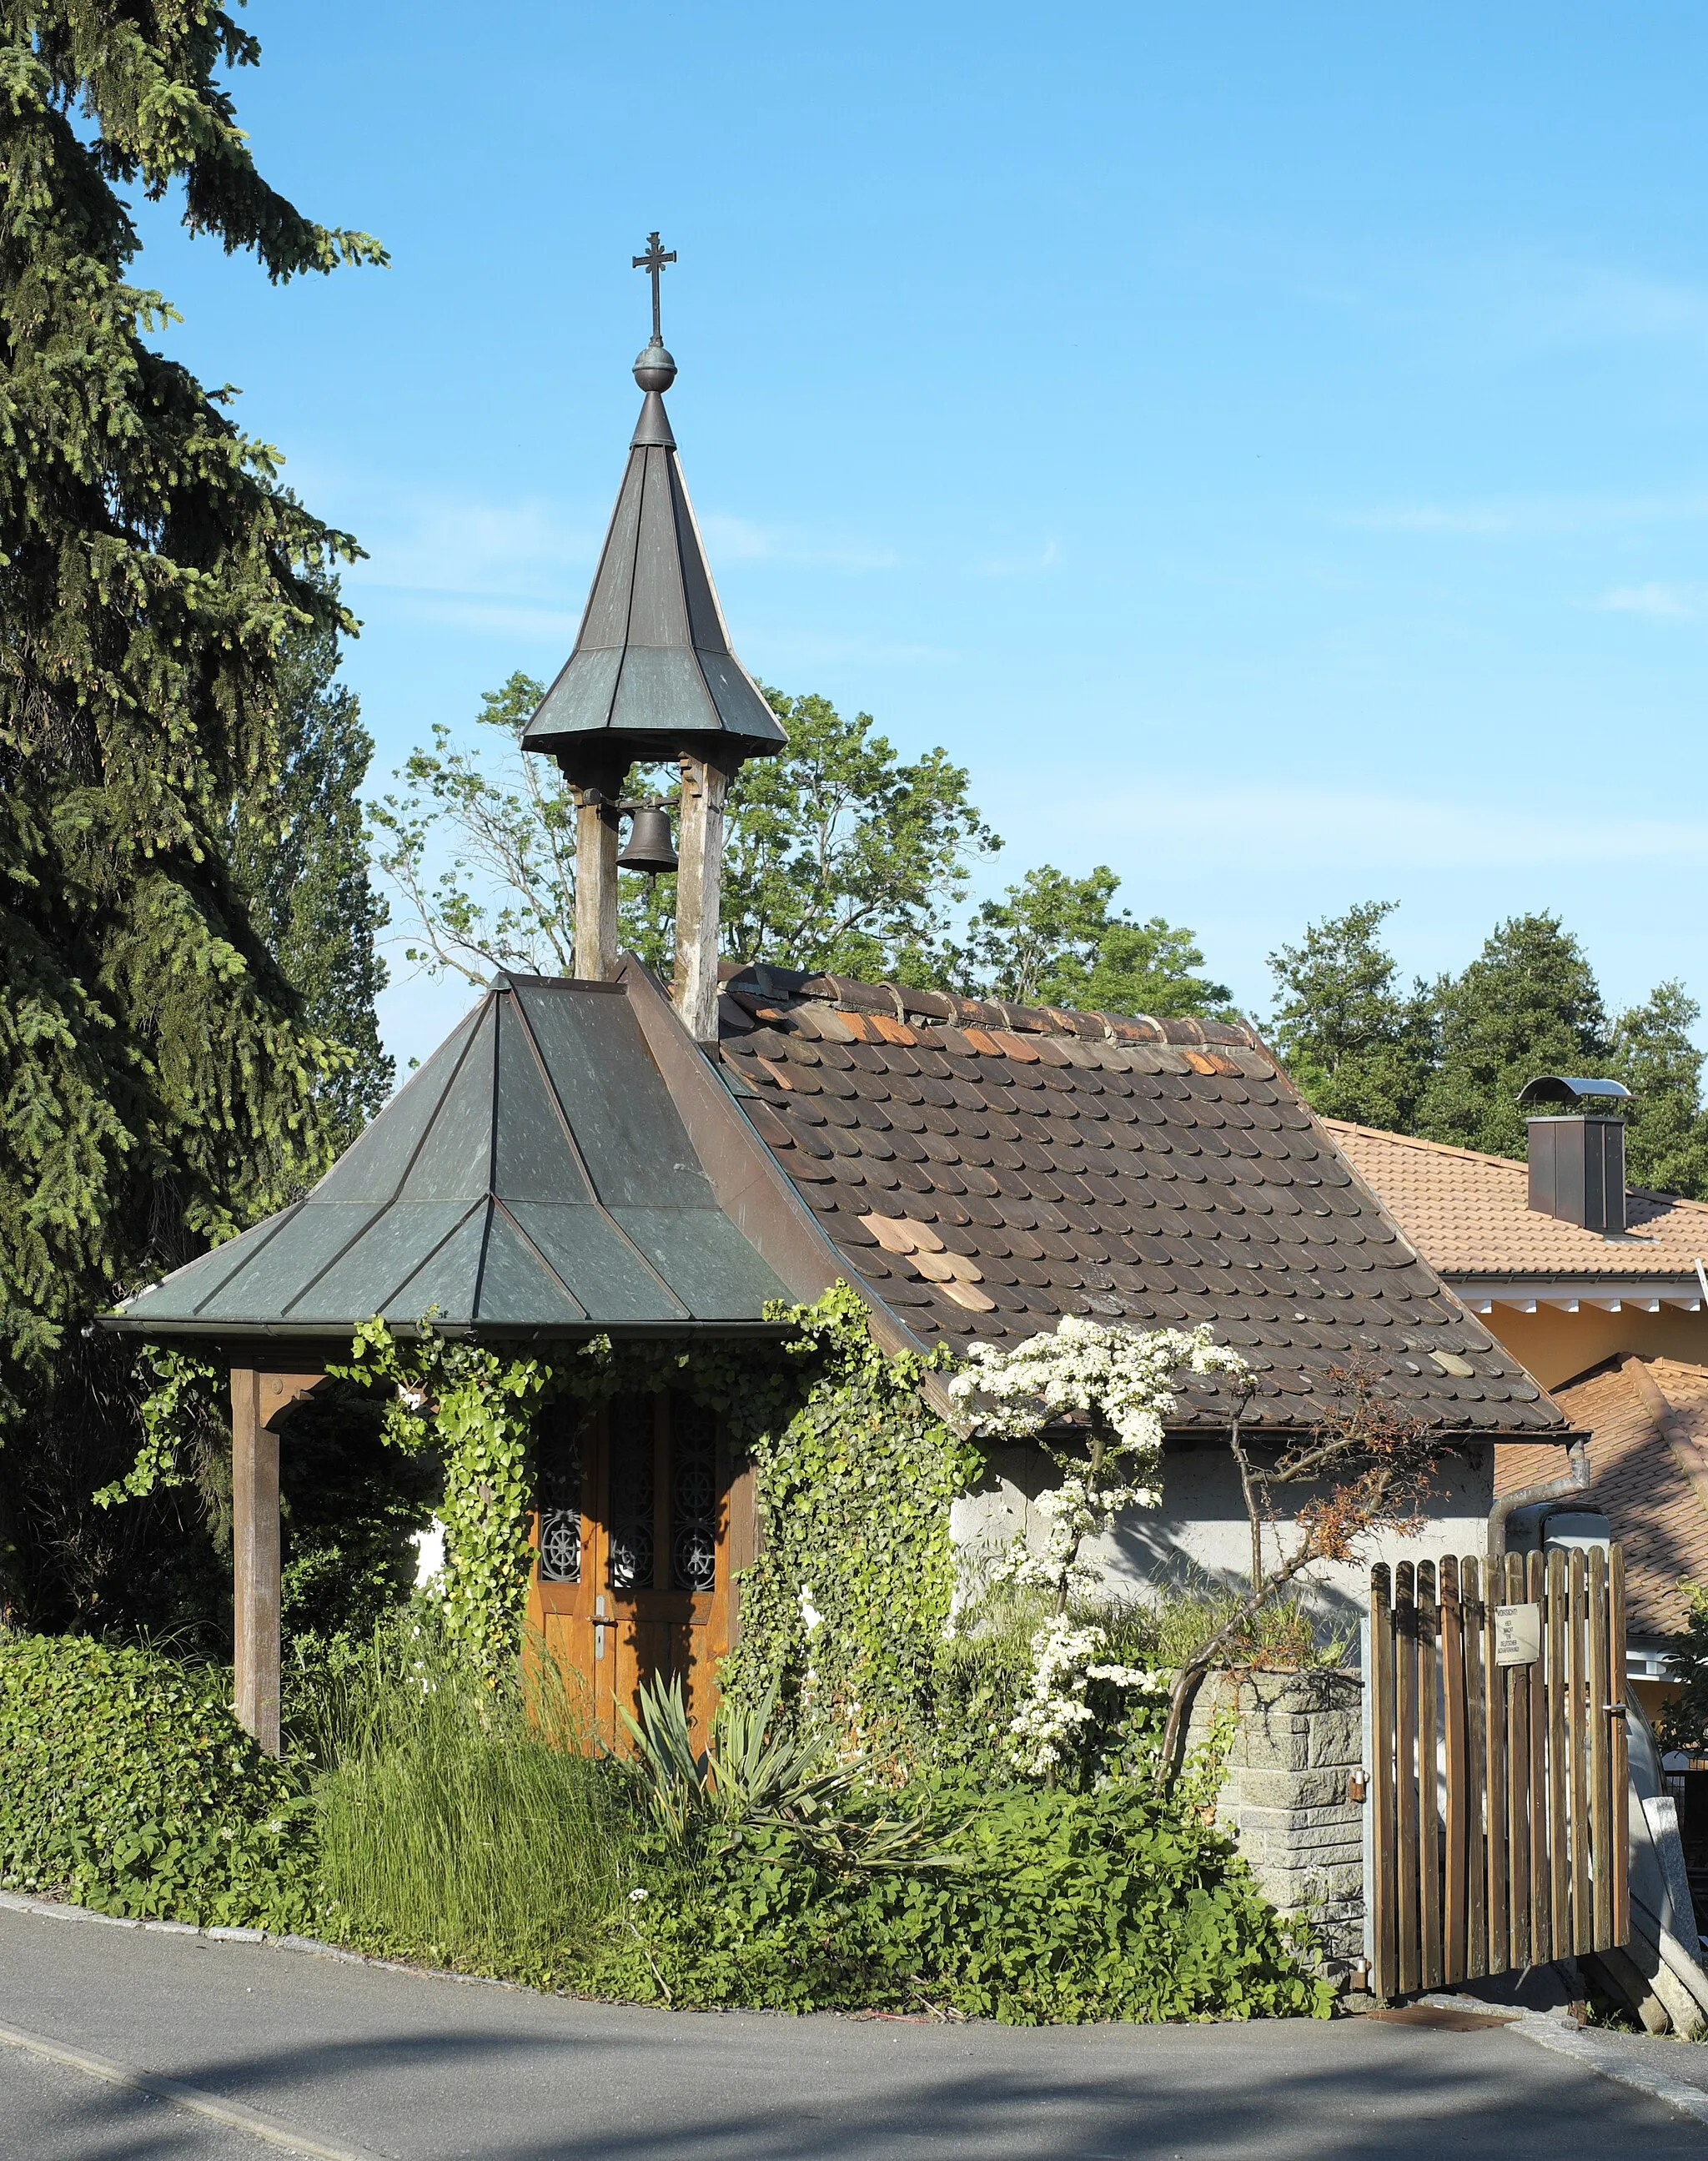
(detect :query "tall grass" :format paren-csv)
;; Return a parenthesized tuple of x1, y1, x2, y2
(309, 1619, 637, 1980)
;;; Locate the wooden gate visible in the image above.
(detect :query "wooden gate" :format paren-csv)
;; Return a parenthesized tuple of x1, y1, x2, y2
(1368, 1550, 1629, 2002)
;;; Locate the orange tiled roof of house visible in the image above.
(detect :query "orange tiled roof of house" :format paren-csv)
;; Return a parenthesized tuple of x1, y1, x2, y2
(1325, 1120, 1708, 1281)
(1494, 1357, 1708, 1643)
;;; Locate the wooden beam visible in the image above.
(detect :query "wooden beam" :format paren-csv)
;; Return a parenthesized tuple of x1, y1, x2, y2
(672, 754, 731, 1043)
(230, 1366, 325, 1756)
(572, 788, 620, 982)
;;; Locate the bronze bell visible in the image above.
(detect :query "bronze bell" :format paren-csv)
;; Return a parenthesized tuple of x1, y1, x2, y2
(615, 801, 678, 875)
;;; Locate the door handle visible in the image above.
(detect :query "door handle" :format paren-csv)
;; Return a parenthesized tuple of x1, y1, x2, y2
(595, 1591, 607, 1661)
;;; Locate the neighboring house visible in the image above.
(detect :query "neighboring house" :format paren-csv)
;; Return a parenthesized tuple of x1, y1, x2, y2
(103, 311, 1574, 1752)
(1325, 1118, 1708, 1391)
(1331, 1114, 1708, 1710)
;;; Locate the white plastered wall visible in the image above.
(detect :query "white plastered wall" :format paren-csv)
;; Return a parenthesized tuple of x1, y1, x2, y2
(950, 1435, 1500, 1631)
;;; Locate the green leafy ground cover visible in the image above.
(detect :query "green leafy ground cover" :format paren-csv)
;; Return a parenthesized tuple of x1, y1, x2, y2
(0, 1616, 1329, 2022)
(0, 1634, 313, 1929)
(595, 1779, 1324, 2020)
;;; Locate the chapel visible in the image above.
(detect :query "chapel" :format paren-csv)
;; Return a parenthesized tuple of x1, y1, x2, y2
(105, 250, 1573, 1753)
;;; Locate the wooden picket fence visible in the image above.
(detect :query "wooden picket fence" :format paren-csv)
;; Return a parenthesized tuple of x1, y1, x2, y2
(1368, 1550, 1628, 2002)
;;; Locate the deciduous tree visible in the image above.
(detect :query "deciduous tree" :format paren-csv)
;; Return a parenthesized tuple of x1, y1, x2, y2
(372, 681, 999, 988)
(1612, 983, 1708, 1200)
(954, 865, 1232, 1017)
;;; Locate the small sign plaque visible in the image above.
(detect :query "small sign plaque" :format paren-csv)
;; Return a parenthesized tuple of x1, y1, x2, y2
(1494, 1602, 1542, 1666)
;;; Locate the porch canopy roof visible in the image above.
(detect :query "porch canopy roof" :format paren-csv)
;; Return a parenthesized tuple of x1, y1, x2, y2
(103, 973, 794, 1346)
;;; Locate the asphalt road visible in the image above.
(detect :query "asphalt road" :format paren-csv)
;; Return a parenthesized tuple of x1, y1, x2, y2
(0, 1904, 1703, 2161)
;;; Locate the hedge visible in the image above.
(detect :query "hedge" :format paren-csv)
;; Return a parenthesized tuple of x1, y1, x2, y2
(0, 1633, 314, 1929)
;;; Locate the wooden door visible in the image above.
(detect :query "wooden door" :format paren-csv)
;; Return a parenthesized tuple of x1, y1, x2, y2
(528, 1390, 730, 1751)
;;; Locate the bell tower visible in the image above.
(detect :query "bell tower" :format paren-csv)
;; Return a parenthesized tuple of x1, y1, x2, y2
(522, 237, 786, 1043)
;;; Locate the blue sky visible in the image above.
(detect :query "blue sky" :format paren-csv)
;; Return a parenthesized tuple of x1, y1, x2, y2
(138, 3, 1708, 1072)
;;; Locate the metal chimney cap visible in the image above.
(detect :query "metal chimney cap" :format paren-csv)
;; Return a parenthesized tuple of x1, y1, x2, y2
(633, 338, 677, 392)
(1516, 1074, 1632, 1109)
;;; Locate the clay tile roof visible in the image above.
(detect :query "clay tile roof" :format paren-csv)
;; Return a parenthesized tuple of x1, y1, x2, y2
(719, 967, 1564, 1438)
(1495, 1356, 1708, 1641)
(1326, 1120, 1708, 1280)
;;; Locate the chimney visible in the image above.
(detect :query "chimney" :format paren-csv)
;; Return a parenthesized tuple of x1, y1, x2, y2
(1515, 1076, 1632, 1234)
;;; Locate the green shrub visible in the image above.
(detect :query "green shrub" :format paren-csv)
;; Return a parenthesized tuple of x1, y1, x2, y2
(598, 1774, 1330, 2022)
(0, 1632, 314, 1928)
(932, 1581, 1350, 1780)
(1660, 1582, 1708, 1754)
(311, 1621, 635, 1980)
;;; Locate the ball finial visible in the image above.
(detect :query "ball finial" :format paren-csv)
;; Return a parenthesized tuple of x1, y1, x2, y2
(633, 338, 677, 393)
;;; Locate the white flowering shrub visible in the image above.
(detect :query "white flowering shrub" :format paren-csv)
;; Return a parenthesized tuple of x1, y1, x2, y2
(947, 1317, 1248, 1778)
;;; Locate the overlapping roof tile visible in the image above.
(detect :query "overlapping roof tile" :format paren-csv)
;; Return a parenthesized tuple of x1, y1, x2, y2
(1495, 1357, 1708, 1641)
(718, 968, 1561, 1436)
(1328, 1119, 1708, 1280)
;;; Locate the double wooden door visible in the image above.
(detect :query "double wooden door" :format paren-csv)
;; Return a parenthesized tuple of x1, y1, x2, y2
(527, 1390, 731, 1750)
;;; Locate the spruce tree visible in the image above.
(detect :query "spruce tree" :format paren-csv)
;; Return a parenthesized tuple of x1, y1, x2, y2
(1419, 913, 1609, 1158)
(0, 3, 383, 1621)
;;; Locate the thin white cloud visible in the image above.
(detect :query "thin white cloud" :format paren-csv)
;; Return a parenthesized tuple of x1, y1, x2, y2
(381, 594, 584, 641)
(1599, 581, 1702, 620)
(698, 512, 903, 573)
(1339, 493, 1708, 539)
(752, 631, 958, 671)
(1498, 261, 1708, 355)
(972, 537, 1062, 579)
(349, 494, 601, 602)
(995, 776, 1708, 877)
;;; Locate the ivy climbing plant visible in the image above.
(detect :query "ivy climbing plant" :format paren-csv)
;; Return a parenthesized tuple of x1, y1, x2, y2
(332, 1322, 558, 1666)
(719, 1284, 982, 1750)
(106, 1287, 983, 1730)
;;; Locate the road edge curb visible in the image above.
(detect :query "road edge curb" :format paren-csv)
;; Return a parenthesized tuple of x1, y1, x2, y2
(0, 1888, 517, 1994)
(1423, 1991, 1708, 2128)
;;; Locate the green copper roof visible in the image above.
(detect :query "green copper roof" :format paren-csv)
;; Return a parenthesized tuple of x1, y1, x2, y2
(105, 976, 791, 1339)
(519, 358, 786, 779)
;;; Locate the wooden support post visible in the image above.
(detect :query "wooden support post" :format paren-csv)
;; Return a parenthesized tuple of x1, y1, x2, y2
(573, 787, 620, 982)
(672, 754, 731, 1043)
(230, 1366, 324, 1756)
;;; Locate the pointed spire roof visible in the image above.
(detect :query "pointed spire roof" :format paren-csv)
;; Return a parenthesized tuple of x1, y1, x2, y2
(521, 307, 786, 782)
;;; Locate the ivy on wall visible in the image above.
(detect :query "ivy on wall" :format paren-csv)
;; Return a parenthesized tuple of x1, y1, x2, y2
(333, 1323, 556, 1666)
(719, 1284, 981, 1747)
(114, 1288, 981, 1726)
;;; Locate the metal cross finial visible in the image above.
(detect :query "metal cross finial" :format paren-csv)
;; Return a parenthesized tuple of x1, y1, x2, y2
(632, 231, 676, 344)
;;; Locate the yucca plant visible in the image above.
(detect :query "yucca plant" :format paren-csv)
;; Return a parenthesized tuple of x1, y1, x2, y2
(621, 1677, 957, 1872)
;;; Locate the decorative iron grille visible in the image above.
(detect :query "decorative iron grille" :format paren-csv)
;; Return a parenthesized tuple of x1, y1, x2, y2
(671, 1394, 718, 1592)
(607, 1392, 656, 1591)
(537, 1413, 584, 1584)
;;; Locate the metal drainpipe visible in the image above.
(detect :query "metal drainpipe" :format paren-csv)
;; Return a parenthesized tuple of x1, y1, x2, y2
(1486, 1434, 1590, 1560)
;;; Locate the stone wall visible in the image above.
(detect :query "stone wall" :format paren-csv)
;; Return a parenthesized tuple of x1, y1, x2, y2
(1187, 1667, 1366, 1986)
